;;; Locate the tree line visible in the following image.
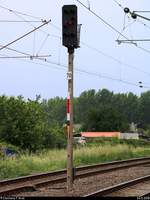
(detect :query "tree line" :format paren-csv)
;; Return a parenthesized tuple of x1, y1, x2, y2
(0, 89, 150, 151)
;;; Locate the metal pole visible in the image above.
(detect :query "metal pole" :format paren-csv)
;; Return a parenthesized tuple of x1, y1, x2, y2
(67, 47, 74, 191)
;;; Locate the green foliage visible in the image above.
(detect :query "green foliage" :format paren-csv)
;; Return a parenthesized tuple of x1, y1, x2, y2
(43, 122, 67, 149)
(0, 96, 48, 151)
(75, 89, 150, 133)
(76, 89, 131, 132)
(112, 92, 139, 123)
(85, 137, 150, 148)
(1, 144, 150, 180)
(139, 91, 150, 128)
(41, 97, 66, 125)
(0, 149, 67, 179)
(82, 104, 128, 131)
(0, 96, 66, 152)
(144, 127, 150, 136)
(0, 89, 150, 152)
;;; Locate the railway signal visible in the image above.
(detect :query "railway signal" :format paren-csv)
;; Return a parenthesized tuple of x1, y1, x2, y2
(62, 4, 80, 192)
(62, 5, 78, 48)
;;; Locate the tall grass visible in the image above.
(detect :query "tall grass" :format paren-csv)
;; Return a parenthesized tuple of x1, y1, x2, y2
(74, 144, 150, 166)
(0, 144, 150, 180)
(0, 149, 67, 179)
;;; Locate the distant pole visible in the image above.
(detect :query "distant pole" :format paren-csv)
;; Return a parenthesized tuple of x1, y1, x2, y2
(67, 47, 74, 191)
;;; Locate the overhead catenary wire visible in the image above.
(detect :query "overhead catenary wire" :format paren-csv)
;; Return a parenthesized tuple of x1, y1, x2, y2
(117, 39, 150, 42)
(36, 34, 50, 55)
(0, 13, 150, 78)
(2, 2, 150, 64)
(1, 18, 150, 79)
(0, 44, 51, 62)
(0, 54, 51, 59)
(134, 11, 150, 13)
(81, 42, 150, 76)
(9, 7, 60, 60)
(0, 47, 148, 90)
(0, 4, 60, 33)
(75, 0, 150, 56)
(0, 4, 44, 21)
(0, 19, 51, 52)
(0, 46, 149, 90)
(111, 0, 124, 10)
(117, 18, 136, 41)
(1, 14, 150, 79)
(3, 35, 150, 81)
(0, 20, 43, 23)
(0, 3, 150, 90)
(112, 0, 150, 42)
(12, 6, 61, 40)
(4, 2, 147, 76)
(21, 7, 150, 79)
(47, 18, 150, 78)
(0, 44, 35, 56)
(112, 0, 150, 23)
(0, 4, 60, 39)
(75, 0, 130, 41)
(36, 59, 150, 90)
(7, 52, 150, 90)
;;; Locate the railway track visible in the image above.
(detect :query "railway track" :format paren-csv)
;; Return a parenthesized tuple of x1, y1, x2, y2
(0, 156, 150, 196)
(84, 174, 150, 197)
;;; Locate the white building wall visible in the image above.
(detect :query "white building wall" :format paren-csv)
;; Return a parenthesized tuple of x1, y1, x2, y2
(120, 133, 139, 140)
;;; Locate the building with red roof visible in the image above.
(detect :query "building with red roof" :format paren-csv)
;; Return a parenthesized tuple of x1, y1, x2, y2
(81, 132, 120, 138)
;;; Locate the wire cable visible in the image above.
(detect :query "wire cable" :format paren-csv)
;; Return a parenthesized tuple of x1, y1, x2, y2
(0, 19, 51, 51)
(45, 59, 150, 89)
(0, 20, 43, 23)
(1, 50, 149, 90)
(0, 2, 149, 89)
(75, 0, 130, 41)
(0, 44, 51, 62)
(0, 4, 60, 39)
(36, 34, 50, 55)
(11, 54, 150, 89)
(0, 54, 51, 59)
(9, 6, 60, 40)
(76, 0, 150, 56)
(33, 16, 150, 78)
(0, 4, 44, 21)
(81, 41, 150, 76)
(112, 0, 124, 10)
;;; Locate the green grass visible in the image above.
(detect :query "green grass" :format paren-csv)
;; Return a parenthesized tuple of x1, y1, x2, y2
(0, 143, 150, 180)
(0, 149, 67, 179)
(74, 144, 150, 165)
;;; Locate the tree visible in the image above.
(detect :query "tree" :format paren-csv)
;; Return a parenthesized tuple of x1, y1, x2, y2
(43, 122, 67, 149)
(139, 91, 150, 128)
(75, 89, 96, 123)
(112, 92, 139, 124)
(0, 96, 49, 152)
(82, 104, 128, 132)
(42, 97, 66, 125)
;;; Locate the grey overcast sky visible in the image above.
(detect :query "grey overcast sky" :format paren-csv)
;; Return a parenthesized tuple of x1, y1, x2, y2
(0, 0, 150, 99)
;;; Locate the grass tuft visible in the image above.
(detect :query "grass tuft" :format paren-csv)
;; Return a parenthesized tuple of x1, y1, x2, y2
(0, 143, 150, 180)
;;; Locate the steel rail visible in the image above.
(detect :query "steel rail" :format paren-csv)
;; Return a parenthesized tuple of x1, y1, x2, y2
(0, 156, 150, 196)
(1, 156, 150, 186)
(83, 174, 150, 197)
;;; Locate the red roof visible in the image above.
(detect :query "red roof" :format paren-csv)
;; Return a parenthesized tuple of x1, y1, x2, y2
(81, 132, 120, 138)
